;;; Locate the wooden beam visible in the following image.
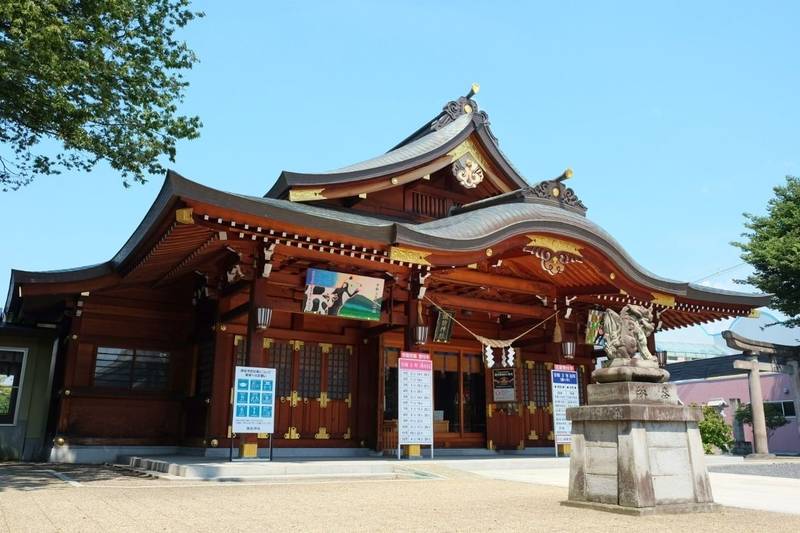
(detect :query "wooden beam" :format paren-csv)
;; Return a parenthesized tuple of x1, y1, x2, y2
(428, 292, 550, 318)
(220, 302, 249, 324)
(430, 269, 555, 296)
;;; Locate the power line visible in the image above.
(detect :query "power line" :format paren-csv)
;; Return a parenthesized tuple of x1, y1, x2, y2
(692, 262, 746, 284)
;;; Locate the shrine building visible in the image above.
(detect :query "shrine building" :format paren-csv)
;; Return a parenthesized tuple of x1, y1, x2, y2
(2, 88, 770, 462)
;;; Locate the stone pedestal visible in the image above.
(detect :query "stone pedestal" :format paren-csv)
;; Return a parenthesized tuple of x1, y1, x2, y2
(563, 381, 718, 515)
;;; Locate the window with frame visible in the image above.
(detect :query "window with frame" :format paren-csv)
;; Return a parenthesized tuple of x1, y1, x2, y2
(532, 362, 550, 407)
(0, 349, 25, 424)
(764, 400, 797, 418)
(93, 347, 170, 391)
(269, 341, 293, 398)
(298, 343, 322, 398)
(327, 345, 350, 400)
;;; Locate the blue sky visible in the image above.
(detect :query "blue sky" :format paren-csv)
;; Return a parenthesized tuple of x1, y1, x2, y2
(1, 2, 798, 319)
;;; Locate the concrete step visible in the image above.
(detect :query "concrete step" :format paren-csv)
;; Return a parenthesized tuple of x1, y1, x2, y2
(123, 455, 411, 481)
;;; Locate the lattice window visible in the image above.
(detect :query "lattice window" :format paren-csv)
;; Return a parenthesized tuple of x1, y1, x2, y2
(521, 365, 530, 404)
(234, 336, 247, 366)
(270, 341, 293, 398)
(327, 345, 350, 400)
(298, 343, 322, 398)
(93, 347, 170, 391)
(195, 341, 214, 397)
(532, 362, 550, 407)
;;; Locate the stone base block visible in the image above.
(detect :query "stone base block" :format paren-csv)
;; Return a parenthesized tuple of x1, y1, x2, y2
(745, 453, 776, 460)
(592, 358, 670, 383)
(561, 500, 719, 516)
(566, 382, 715, 515)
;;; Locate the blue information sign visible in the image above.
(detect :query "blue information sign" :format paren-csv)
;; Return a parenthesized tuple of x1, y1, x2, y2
(232, 366, 276, 434)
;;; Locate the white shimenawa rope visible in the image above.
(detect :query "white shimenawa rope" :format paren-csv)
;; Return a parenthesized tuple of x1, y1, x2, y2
(423, 295, 560, 348)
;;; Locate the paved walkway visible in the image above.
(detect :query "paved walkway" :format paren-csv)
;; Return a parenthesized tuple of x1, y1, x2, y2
(1, 462, 800, 532)
(438, 457, 800, 515)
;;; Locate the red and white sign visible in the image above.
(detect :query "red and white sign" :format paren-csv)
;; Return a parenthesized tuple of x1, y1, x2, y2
(398, 351, 433, 447)
(554, 363, 575, 371)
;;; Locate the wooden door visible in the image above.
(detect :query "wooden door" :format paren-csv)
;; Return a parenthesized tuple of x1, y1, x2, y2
(486, 366, 525, 450)
(520, 360, 555, 447)
(269, 340, 354, 443)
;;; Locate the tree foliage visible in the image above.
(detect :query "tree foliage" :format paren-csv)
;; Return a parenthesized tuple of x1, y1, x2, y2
(0, 0, 202, 190)
(734, 176, 800, 326)
(698, 406, 733, 454)
(735, 403, 788, 439)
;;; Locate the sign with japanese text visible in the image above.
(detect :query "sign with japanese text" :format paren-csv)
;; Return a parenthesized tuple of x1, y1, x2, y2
(398, 351, 433, 446)
(232, 366, 276, 434)
(551, 369, 580, 445)
(492, 368, 516, 402)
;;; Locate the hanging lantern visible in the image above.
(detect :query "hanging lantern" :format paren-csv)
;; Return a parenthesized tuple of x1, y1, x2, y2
(414, 325, 429, 345)
(561, 340, 576, 359)
(256, 307, 272, 330)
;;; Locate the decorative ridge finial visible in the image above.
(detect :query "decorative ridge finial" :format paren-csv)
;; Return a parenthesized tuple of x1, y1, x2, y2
(467, 83, 480, 99)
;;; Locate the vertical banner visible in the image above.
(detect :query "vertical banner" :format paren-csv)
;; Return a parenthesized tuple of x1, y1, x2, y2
(232, 366, 277, 434)
(551, 364, 580, 447)
(398, 352, 433, 452)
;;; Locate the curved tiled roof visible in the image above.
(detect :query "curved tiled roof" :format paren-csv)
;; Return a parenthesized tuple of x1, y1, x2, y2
(329, 114, 472, 173)
(5, 171, 771, 319)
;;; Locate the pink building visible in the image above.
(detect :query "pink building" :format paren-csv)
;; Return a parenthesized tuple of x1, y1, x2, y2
(669, 356, 799, 455)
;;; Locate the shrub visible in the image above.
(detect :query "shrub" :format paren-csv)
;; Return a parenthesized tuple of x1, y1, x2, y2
(698, 406, 734, 454)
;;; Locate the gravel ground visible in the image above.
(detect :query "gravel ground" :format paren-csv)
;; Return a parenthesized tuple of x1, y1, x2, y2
(709, 462, 800, 479)
(1, 463, 800, 532)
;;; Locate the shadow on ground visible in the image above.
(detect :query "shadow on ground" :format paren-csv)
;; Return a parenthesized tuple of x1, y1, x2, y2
(0, 462, 154, 491)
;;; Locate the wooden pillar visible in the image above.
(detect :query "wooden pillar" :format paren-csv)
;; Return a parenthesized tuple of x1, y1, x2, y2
(245, 277, 268, 367)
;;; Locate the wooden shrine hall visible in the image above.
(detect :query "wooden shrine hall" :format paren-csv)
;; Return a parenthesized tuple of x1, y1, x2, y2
(3, 87, 770, 462)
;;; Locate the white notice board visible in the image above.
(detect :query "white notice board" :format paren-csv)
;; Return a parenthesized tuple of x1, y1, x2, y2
(398, 352, 433, 447)
(551, 366, 580, 445)
(232, 366, 276, 434)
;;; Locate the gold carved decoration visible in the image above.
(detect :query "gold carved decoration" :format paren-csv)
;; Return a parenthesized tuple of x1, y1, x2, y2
(318, 343, 332, 354)
(525, 235, 583, 276)
(447, 137, 490, 174)
(175, 208, 194, 224)
(528, 430, 538, 440)
(527, 402, 537, 414)
(517, 440, 525, 450)
(343, 427, 351, 439)
(315, 427, 330, 440)
(547, 430, 554, 441)
(263, 337, 273, 349)
(317, 392, 329, 408)
(526, 236, 583, 257)
(289, 340, 304, 350)
(651, 292, 677, 308)
(487, 439, 495, 451)
(546, 403, 553, 414)
(389, 246, 432, 266)
(487, 403, 495, 418)
(289, 188, 326, 202)
(233, 335, 244, 346)
(287, 390, 300, 407)
(345, 393, 352, 408)
(284, 427, 300, 440)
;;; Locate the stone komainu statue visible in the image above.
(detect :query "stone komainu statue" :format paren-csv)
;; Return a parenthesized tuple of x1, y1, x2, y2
(603, 304, 655, 360)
